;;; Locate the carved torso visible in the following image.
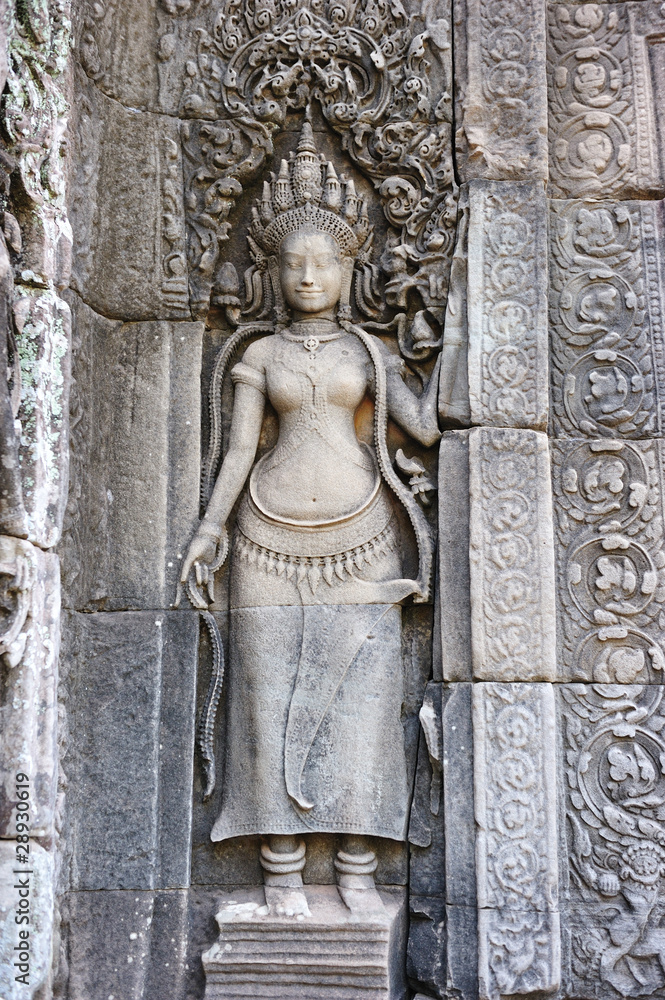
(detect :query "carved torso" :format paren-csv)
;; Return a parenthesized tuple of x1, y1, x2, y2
(245, 328, 378, 523)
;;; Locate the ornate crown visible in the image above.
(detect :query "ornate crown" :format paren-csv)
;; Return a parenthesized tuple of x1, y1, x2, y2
(249, 121, 371, 258)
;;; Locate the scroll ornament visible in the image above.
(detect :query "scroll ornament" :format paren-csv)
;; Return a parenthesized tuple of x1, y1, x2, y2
(177, 0, 457, 339)
(565, 684, 665, 997)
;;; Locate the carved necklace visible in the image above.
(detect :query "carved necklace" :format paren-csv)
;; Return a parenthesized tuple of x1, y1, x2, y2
(282, 322, 345, 357)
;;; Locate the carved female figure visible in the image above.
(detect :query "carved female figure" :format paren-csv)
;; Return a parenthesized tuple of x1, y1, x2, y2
(180, 123, 440, 917)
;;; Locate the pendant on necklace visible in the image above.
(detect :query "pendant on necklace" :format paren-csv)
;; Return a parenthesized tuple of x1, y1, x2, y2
(304, 336, 320, 356)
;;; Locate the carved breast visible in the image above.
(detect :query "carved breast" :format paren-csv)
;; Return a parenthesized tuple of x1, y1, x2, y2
(252, 335, 378, 523)
(265, 338, 369, 414)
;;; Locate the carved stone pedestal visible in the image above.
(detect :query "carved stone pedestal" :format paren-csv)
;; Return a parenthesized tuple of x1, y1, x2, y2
(202, 886, 406, 1000)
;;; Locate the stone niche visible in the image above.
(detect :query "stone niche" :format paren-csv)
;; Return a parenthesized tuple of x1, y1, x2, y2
(2, 0, 665, 999)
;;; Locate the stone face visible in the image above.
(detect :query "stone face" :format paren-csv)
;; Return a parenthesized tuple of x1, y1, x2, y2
(473, 682, 560, 1000)
(444, 905, 478, 1000)
(68, 77, 189, 321)
(407, 894, 445, 999)
(469, 427, 557, 682)
(455, 0, 548, 181)
(548, 2, 665, 201)
(550, 197, 665, 439)
(559, 682, 665, 999)
(467, 181, 549, 431)
(440, 684, 477, 999)
(407, 682, 446, 997)
(60, 294, 202, 611)
(442, 684, 476, 910)
(60, 610, 198, 891)
(552, 437, 665, 684)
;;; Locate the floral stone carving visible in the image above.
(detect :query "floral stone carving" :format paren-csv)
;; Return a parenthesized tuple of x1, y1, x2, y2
(563, 683, 665, 997)
(177, 0, 458, 327)
(550, 198, 665, 440)
(469, 427, 557, 683)
(548, 3, 664, 200)
(467, 181, 549, 431)
(552, 438, 665, 685)
(456, 0, 548, 181)
(474, 682, 560, 1000)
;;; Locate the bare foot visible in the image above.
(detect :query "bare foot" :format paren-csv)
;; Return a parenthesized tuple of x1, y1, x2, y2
(337, 885, 387, 918)
(264, 885, 311, 918)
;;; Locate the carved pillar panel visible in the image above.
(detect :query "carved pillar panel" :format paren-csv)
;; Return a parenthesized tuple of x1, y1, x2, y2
(551, 438, 665, 995)
(467, 182, 549, 431)
(546, 5, 665, 998)
(552, 438, 665, 685)
(0, 2, 75, 994)
(440, 424, 561, 999)
(473, 682, 559, 1000)
(550, 198, 665, 440)
(454, 0, 548, 182)
(469, 427, 557, 684)
(69, 76, 190, 321)
(449, 1, 561, 996)
(560, 682, 665, 999)
(548, 2, 665, 202)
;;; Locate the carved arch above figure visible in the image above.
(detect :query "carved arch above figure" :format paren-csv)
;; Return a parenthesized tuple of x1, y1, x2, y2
(179, 0, 457, 341)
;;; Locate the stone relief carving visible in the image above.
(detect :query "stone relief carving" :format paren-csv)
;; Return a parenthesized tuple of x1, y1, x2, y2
(550, 198, 665, 440)
(455, 0, 548, 181)
(161, 136, 190, 315)
(2, 0, 73, 547)
(177, 122, 442, 976)
(175, 0, 457, 327)
(68, 74, 190, 323)
(467, 180, 548, 431)
(29, 0, 665, 992)
(0, 2, 73, 993)
(474, 682, 560, 1000)
(0, 220, 27, 538)
(553, 438, 665, 685)
(562, 682, 665, 998)
(548, 2, 663, 201)
(469, 427, 557, 683)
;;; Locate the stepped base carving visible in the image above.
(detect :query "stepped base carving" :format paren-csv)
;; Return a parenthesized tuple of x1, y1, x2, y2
(202, 885, 406, 1000)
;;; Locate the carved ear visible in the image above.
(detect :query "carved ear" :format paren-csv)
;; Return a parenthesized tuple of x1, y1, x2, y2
(355, 261, 383, 318)
(267, 254, 289, 328)
(337, 256, 355, 321)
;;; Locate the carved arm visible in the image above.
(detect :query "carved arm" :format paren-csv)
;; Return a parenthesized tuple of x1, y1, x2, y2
(178, 382, 265, 596)
(202, 382, 265, 531)
(384, 349, 442, 448)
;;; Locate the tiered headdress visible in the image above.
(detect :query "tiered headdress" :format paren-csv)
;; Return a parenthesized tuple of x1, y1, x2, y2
(243, 121, 381, 325)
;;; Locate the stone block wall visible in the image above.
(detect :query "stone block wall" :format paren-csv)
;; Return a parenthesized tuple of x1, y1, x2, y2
(2, 0, 665, 999)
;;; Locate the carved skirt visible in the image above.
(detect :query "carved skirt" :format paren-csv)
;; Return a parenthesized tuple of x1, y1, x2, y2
(210, 486, 410, 842)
